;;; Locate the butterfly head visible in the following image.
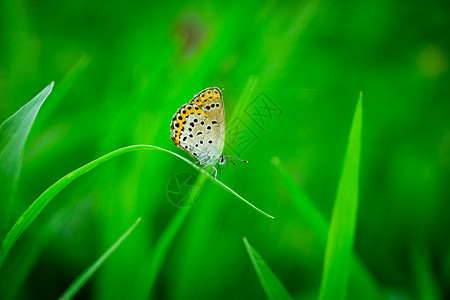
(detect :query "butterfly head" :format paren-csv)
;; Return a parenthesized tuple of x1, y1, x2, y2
(219, 155, 248, 166)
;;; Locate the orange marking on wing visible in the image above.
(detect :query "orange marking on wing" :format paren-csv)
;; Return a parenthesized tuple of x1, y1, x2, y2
(181, 109, 190, 117)
(174, 131, 181, 143)
(177, 118, 185, 128)
(193, 97, 202, 105)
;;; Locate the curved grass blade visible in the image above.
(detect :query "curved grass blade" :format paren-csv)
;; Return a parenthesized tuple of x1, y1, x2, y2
(59, 217, 141, 300)
(0, 145, 272, 271)
(318, 92, 363, 300)
(0, 82, 54, 234)
(243, 237, 293, 300)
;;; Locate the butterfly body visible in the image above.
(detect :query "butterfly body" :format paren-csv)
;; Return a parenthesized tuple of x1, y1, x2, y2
(170, 87, 226, 174)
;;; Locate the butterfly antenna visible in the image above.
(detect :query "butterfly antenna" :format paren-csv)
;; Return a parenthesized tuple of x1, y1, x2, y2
(224, 155, 248, 164)
(228, 159, 237, 166)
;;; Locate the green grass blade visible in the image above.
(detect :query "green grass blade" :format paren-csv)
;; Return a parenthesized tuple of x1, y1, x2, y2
(40, 55, 91, 120)
(0, 82, 54, 233)
(318, 92, 363, 300)
(59, 217, 142, 300)
(132, 173, 207, 299)
(411, 244, 444, 300)
(0, 145, 272, 271)
(273, 159, 385, 300)
(132, 209, 191, 299)
(211, 176, 274, 220)
(273, 158, 329, 242)
(243, 237, 293, 300)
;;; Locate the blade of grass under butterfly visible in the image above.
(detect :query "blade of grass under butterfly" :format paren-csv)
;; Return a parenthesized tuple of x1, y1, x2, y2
(131, 173, 207, 299)
(132, 209, 190, 299)
(59, 217, 141, 300)
(0, 145, 272, 271)
(0, 82, 54, 235)
(243, 237, 293, 300)
(318, 92, 363, 300)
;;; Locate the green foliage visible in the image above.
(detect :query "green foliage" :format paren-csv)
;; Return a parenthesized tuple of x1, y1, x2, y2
(318, 93, 362, 300)
(59, 217, 141, 300)
(0, 1, 448, 299)
(243, 237, 293, 300)
(0, 83, 53, 234)
(0, 85, 270, 298)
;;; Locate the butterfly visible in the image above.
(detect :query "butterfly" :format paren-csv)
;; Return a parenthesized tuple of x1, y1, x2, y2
(170, 87, 246, 178)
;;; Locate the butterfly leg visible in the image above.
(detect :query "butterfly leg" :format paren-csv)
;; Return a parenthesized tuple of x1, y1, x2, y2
(190, 160, 202, 167)
(212, 166, 218, 179)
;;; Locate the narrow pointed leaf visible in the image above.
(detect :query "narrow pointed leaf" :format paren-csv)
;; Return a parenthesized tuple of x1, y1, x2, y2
(0, 82, 54, 233)
(243, 237, 293, 300)
(132, 208, 190, 299)
(274, 158, 385, 300)
(319, 92, 363, 300)
(132, 173, 207, 299)
(411, 244, 444, 300)
(59, 217, 141, 300)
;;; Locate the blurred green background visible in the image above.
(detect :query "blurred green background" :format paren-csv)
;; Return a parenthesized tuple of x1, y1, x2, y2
(1, 0, 449, 299)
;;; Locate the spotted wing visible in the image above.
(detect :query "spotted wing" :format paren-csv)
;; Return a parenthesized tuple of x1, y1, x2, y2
(170, 87, 225, 165)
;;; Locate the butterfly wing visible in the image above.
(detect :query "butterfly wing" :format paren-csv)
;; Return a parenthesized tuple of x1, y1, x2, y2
(170, 87, 225, 165)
